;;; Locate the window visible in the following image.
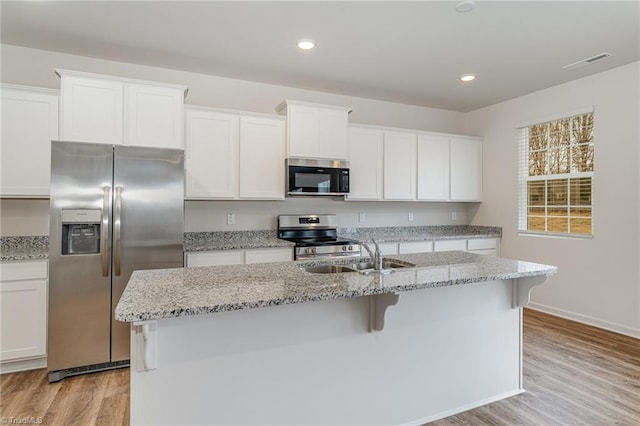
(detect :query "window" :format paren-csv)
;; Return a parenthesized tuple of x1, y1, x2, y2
(518, 111, 594, 236)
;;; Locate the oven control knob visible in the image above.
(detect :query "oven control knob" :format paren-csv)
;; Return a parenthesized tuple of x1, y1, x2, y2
(342, 246, 347, 251)
(305, 248, 313, 255)
(348, 245, 353, 251)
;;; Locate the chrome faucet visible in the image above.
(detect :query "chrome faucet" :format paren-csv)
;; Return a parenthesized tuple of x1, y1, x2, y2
(361, 239, 383, 270)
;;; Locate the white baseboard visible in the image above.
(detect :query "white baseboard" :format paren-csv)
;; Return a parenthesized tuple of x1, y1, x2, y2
(0, 357, 47, 374)
(527, 302, 640, 339)
(402, 389, 525, 426)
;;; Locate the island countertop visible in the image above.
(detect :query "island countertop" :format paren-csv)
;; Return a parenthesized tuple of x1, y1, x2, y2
(115, 251, 556, 322)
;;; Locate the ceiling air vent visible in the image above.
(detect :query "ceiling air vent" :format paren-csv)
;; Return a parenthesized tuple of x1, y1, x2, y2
(562, 52, 614, 71)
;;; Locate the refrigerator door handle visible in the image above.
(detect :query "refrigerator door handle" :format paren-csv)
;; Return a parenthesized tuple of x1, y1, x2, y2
(101, 186, 111, 277)
(114, 186, 123, 276)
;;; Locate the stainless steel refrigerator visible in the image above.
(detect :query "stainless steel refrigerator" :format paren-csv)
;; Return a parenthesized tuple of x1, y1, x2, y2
(48, 141, 184, 382)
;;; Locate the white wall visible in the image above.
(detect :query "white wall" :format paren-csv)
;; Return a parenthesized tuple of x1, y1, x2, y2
(0, 44, 469, 236)
(185, 199, 467, 232)
(465, 62, 640, 337)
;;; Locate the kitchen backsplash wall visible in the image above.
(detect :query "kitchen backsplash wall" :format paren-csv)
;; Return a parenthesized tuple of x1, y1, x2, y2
(0, 198, 470, 236)
(185, 199, 468, 231)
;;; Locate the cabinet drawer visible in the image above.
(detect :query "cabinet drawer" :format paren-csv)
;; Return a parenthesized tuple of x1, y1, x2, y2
(245, 248, 293, 264)
(185, 251, 244, 267)
(433, 240, 467, 252)
(470, 249, 497, 256)
(0, 261, 48, 281)
(467, 238, 498, 250)
(399, 241, 433, 254)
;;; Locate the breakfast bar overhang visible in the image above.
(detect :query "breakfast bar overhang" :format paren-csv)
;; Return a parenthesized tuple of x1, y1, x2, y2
(116, 251, 556, 425)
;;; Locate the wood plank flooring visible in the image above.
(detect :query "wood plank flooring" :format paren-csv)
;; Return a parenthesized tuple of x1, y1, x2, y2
(0, 308, 638, 425)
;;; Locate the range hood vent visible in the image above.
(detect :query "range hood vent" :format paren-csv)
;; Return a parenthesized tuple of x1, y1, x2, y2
(562, 52, 614, 71)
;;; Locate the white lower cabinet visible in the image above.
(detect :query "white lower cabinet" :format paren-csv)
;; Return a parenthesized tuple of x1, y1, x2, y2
(399, 241, 434, 254)
(185, 247, 293, 267)
(434, 240, 467, 252)
(370, 238, 500, 256)
(467, 238, 499, 256)
(245, 248, 293, 264)
(0, 260, 48, 363)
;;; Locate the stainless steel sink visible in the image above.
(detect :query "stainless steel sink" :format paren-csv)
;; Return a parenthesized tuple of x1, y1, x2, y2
(302, 264, 358, 274)
(302, 258, 415, 274)
(351, 259, 415, 270)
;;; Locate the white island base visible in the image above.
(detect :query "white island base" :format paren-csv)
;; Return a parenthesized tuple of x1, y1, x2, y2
(129, 278, 527, 425)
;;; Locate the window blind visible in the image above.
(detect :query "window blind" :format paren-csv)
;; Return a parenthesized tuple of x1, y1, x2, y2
(518, 111, 594, 236)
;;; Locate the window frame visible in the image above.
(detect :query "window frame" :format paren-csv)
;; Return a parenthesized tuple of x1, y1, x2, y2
(517, 108, 595, 238)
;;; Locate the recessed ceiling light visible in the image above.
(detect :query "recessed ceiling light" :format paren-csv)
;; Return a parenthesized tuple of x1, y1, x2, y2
(460, 74, 476, 82)
(456, 0, 476, 13)
(297, 39, 316, 50)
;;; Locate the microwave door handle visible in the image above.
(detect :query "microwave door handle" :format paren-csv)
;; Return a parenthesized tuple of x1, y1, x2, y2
(101, 186, 110, 277)
(114, 186, 122, 276)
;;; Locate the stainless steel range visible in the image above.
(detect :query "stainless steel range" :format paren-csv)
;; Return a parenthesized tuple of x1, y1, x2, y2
(278, 214, 361, 260)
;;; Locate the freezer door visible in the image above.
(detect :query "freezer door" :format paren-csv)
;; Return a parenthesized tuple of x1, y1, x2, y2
(48, 141, 113, 371)
(111, 145, 184, 361)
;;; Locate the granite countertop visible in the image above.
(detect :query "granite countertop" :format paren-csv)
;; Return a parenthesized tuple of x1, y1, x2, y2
(183, 230, 294, 252)
(115, 251, 556, 322)
(338, 225, 501, 243)
(0, 236, 49, 261)
(1, 226, 502, 261)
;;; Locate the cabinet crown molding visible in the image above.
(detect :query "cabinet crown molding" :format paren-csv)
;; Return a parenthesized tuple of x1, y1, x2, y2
(54, 69, 189, 98)
(275, 99, 352, 115)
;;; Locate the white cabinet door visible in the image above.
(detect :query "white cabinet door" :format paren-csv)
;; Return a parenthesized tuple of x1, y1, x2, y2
(417, 134, 450, 201)
(185, 251, 244, 267)
(239, 116, 285, 199)
(383, 131, 417, 200)
(60, 75, 124, 144)
(450, 138, 482, 201)
(185, 110, 239, 199)
(279, 101, 350, 160)
(434, 240, 467, 252)
(319, 108, 349, 160)
(1, 86, 58, 197)
(124, 84, 184, 149)
(287, 104, 320, 158)
(347, 126, 383, 200)
(245, 248, 293, 264)
(399, 241, 434, 254)
(0, 261, 48, 362)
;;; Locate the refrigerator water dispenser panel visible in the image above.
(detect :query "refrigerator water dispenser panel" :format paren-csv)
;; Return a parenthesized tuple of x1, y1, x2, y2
(61, 209, 102, 255)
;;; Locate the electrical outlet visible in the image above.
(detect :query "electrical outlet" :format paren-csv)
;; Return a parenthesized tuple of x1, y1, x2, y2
(227, 213, 235, 225)
(408, 212, 414, 222)
(451, 211, 457, 221)
(358, 212, 365, 223)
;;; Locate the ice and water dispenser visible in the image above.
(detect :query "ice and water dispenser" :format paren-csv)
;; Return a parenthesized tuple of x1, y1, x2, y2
(61, 209, 102, 255)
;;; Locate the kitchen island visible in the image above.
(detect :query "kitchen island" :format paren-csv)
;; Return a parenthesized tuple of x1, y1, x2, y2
(116, 251, 555, 425)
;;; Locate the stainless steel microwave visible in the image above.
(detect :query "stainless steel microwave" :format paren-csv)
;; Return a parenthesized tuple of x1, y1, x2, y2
(286, 158, 349, 196)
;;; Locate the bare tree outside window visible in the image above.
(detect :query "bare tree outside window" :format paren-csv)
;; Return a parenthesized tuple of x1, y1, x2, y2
(519, 112, 593, 235)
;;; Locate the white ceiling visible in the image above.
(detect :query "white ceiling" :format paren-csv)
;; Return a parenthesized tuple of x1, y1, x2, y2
(1, 1, 638, 112)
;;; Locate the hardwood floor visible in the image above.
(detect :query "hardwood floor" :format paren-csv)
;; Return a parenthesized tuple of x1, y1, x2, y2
(0, 309, 638, 425)
(432, 309, 640, 426)
(0, 366, 128, 426)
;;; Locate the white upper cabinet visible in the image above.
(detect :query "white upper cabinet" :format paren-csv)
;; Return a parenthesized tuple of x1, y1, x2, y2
(417, 134, 450, 201)
(383, 131, 417, 200)
(185, 109, 239, 199)
(185, 107, 285, 200)
(57, 69, 187, 149)
(239, 116, 285, 199)
(59, 73, 123, 144)
(124, 84, 184, 149)
(276, 100, 351, 160)
(347, 126, 384, 200)
(1, 85, 58, 198)
(450, 137, 482, 201)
